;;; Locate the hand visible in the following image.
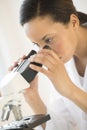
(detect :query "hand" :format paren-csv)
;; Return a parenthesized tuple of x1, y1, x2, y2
(8, 55, 26, 71)
(29, 49, 73, 98)
(8, 55, 40, 101)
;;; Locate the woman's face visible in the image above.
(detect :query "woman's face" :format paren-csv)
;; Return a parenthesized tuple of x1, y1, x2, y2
(24, 16, 78, 63)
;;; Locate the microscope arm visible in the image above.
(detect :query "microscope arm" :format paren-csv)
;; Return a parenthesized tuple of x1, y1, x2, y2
(0, 71, 30, 96)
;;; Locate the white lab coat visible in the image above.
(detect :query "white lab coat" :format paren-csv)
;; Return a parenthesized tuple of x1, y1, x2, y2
(45, 58, 87, 130)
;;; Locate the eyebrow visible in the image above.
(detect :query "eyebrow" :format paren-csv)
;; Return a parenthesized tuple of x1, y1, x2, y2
(41, 35, 48, 41)
(33, 33, 54, 46)
(41, 32, 56, 41)
(33, 35, 48, 46)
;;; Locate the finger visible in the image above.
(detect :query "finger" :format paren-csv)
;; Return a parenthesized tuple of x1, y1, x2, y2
(30, 51, 60, 72)
(29, 63, 50, 77)
(8, 61, 19, 71)
(17, 55, 27, 65)
(8, 54, 28, 71)
(39, 49, 60, 61)
(20, 55, 27, 60)
(30, 50, 55, 64)
(30, 56, 53, 72)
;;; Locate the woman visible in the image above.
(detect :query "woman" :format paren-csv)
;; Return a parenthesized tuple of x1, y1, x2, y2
(10, 0, 87, 129)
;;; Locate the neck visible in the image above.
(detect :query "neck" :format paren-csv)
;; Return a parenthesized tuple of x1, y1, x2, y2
(74, 26, 87, 76)
(75, 26, 87, 64)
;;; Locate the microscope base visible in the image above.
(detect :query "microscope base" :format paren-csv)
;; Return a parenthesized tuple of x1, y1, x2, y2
(0, 114, 50, 130)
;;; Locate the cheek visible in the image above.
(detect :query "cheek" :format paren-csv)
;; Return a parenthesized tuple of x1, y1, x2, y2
(52, 42, 66, 55)
(51, 40, 75, 63)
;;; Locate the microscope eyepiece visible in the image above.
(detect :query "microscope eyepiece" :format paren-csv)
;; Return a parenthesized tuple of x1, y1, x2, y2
(15, 45, 51, 83)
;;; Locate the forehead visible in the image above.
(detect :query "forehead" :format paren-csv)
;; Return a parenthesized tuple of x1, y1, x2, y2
(24, 17, 54, 33)
(23, 16, 67, 41)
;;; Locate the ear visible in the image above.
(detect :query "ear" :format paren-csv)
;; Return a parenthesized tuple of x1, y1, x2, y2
(69, 14, 80, 29)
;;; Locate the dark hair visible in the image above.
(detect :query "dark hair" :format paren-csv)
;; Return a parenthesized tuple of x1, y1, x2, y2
(77, 11, 87, 25)
(20, 0, 87, 26)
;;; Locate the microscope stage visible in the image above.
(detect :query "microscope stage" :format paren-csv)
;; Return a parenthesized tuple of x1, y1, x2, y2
(0, 114, 50, 130)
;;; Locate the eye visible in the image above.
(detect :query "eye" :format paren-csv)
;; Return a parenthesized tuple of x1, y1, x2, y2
(45, 37, 53, 44)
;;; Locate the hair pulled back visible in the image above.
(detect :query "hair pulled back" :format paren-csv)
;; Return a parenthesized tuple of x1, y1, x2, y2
(20, 0, 87, 26)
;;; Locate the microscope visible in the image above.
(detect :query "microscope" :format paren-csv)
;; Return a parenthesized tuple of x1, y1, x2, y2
(0, 45, 50, 130)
